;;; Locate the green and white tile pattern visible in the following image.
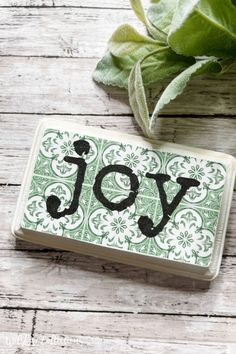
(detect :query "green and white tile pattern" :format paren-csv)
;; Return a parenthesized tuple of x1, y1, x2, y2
(22, 129, 226, 266)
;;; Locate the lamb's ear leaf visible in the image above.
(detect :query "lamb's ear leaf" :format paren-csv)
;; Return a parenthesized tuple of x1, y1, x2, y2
(108, 24, 163, 57)
(147, 0, 178, 35)
(128, 56, 222, 137)
(140, 48, 195, 85)
(93, 52, 131, 89)
(149, 58, 222, 133)
(128, 58, 152, 138)
(128, 47, 195, 137)
(218, 58, 236, 74)
(93, 44, 195, 89)
(168, 0, 236, 58)
(108, 24, 194, 84)
(128, 49, 175, 138)
(129, 0, 167, 42)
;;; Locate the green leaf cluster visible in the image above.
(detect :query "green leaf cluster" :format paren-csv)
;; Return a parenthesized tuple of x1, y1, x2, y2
(93, 0, 236, 135)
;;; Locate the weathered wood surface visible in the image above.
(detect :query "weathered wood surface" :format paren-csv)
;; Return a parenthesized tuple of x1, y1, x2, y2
(0, 7, 234, 115)
(0, 310, 235, 354)
(0, 57, 235, 115)
(1, 114, 236, 184)
(0, 246, 236, 315)
(0, 1, 236, 352)
(0, 0, 151, 8)
(0, 8, 142, 58)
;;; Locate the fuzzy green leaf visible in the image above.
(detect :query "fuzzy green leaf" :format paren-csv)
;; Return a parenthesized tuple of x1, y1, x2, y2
(138, 48, 195, 85)
(94, 45, 195, 89)
(130, 0, 167, 41)
(128, 55, 222, 136)
(149, 58, 222, 132)
(108, 24, 163, 57)
(218, 58, 236, 74)
(168, 0, 236, 58)
(147, 0, 178, 35)
(93, 52, 131, 89)
(128, 59, 151, 137)
(108, 24, 194, 83)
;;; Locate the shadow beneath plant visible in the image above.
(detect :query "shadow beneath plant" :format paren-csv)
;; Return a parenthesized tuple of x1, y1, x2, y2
(93, 81, 236, 154)
(93, 70, 236, 146)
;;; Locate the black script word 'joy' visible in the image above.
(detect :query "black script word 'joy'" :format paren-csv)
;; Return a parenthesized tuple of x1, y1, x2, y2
(46, 139, 200, 238)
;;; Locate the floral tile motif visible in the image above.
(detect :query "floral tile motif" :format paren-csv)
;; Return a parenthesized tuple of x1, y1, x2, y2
(24, 176, 86, 237)
(22, 128, 227, 266)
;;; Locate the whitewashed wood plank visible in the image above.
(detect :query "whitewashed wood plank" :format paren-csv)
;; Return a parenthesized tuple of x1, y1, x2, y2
(0, 0, 150, 8)
(14, 341, 232, 354)
(0, 58, 235, 116)
(55, 0, 150, 7)
(0, 115, 142, 185)
(0, 0, 53, 5)
(0, 246, 235, 315)
(0, 8, 142, 58)
(34, 311, 236, 344)
(0, 309, 33, 352)
(1, 114, 236, 185)
(0, 6, 235, 73)
(0, 309, 234, 354)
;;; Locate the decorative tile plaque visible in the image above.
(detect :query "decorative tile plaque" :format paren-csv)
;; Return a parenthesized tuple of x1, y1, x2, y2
(22, 127, 227, 267)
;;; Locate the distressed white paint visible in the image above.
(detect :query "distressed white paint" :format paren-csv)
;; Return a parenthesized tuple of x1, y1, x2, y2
(0, 309, 235, 353)
(0, 57, 235, 115)
(0, 1, 235, 352)
(0, 0, 150, 8)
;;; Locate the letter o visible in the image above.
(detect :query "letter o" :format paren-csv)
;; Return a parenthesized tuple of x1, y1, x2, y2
(93, 164, 139, 211)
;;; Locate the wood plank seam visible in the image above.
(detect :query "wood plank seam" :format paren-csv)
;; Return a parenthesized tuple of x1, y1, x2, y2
(30, 309, 37, 346)
(1, 306, 236, 318)
(1, 112, 236, 118)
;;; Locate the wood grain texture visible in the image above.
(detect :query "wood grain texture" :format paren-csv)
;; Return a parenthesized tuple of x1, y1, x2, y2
(0, 7, 144, 58)
(1, 114, 236, 184)
(0, 309, 235, 354)
(0, 7, 234, 116)
(0, 0, 150, 8)
(0, 246, 236, 315)
(0, 6, 235, 117)
(0, 57, 235, 116)
(0, 0, 236, 352)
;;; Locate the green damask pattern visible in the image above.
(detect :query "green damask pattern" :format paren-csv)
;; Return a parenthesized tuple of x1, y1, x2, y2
(22, 128, 226, 266)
